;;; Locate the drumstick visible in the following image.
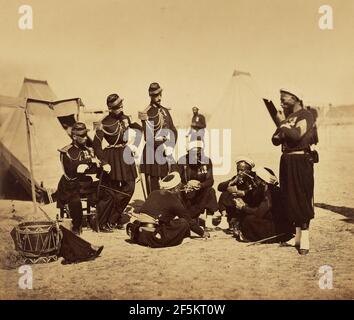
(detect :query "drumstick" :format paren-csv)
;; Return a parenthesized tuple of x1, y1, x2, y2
(38, 206, 53, 221)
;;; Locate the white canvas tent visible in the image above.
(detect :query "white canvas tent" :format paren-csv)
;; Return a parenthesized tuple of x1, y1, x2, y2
(207, 70, 280, 175)
(0, 78, 82, 204)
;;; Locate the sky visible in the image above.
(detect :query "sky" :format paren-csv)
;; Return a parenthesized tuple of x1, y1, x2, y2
(1, 0, 354, 122)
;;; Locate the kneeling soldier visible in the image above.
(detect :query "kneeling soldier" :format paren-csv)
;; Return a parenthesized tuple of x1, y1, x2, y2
(126, 172, 210, 248)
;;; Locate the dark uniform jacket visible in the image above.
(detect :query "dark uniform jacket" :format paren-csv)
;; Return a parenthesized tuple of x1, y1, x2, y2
(240, 186, 294, 242)
(56, 143, 97, 208)
(218, 172, 264, 209)
(177, 154, 213, 189)
(93, 112, 137, 181)
(139, 104, 178, 177)
(139, 190, 204, 236)
(191, 113, 206, 130)
(272, 108, 316, 152)
(272, 108, 316, 225)
(175, 154, 218, 216)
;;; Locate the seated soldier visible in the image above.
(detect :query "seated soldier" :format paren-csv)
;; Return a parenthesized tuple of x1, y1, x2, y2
(217, 157, 262, 233)
(126, 172, 210, 248)
(56, 122, 99, 235)
(234, 167, 294, 242)
(175, 140, 218, 231)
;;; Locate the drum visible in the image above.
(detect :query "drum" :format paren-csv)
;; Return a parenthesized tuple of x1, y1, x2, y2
(14, 221, 61, 264)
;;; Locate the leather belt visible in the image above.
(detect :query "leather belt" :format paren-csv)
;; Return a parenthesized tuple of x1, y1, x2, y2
(106, 143, 126, 149)
(283, 150, 306, 155)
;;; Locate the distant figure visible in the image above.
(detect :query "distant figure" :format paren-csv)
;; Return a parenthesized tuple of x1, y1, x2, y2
(138, 82, 178, 195)
(191, 107, 206, 130)
(186, 107, 206, 144)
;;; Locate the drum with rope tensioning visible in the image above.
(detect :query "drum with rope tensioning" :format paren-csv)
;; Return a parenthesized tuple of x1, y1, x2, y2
(11, 221, 61, 264)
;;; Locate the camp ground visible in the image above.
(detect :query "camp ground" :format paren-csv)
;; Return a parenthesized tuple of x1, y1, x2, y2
(0, 73, 353, 300)
(0, 0, 353, 301)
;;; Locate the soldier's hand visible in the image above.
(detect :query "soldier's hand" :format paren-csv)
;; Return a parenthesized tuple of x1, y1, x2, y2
(275, 110, 286, 123)
(234, 198, 246, 210)
(91, 157, 100, 165)
(227, 186, 238, 193)
(164, 146, 174, 157)
(235, 190, 245, 197)
(102, 163, 111, 173)
(272, 133, 282, 144)
(280, 122, 292, 129)
(188, 180, 201, 189)
(129, 145, 139, 159)
(138, 112, 148, 121)
(77, 164, 89, 173)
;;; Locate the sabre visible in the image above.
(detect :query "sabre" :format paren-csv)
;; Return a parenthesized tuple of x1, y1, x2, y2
(246, 233, 285, 246)
(132, 151, 147, 200)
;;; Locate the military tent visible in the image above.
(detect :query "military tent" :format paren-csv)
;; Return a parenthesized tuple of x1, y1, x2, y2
(206, 70, 280, 176)
(0, 78, 82, 203)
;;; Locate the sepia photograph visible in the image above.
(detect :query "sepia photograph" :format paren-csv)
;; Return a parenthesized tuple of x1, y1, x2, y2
(0, 0, 353, 304)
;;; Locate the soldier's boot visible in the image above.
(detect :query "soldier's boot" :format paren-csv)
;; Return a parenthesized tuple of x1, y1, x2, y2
(280, 227, 301, 248)
(205, 214, 215, 231)
(299, 228, 310, 255)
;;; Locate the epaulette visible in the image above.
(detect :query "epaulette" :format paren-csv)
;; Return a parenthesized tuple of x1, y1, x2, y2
(100, 114, 111, 124)
(143, 104, 152, 113)
(94, 114, 110, 131)
(58, 144, 73, 154)
(138, 105, 152, 120)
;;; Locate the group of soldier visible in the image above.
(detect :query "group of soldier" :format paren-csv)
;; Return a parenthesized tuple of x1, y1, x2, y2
(56, 82, 317, 256)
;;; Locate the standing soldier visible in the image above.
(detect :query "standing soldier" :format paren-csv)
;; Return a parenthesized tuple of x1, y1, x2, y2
(186, 107, 206, 144)
(138, 82, 178, 195)
(272, 88, 317, 255)
(93, 93, 137, 232)
(56, 122, 98, 235)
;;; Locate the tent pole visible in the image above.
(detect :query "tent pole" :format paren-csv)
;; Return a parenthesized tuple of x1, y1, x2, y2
(25, 108, 38, 214)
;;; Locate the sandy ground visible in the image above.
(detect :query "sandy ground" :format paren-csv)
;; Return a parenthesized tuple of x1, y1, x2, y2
(0, 129, 353, 300)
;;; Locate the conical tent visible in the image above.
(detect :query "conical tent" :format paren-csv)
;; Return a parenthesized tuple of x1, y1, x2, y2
(207, 71, 280, 175)
(19, 78, 57, 101)
(0, 78, 81, 202)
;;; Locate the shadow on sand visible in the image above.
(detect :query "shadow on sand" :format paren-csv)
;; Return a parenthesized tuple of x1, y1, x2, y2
(315, 203, 354, 224)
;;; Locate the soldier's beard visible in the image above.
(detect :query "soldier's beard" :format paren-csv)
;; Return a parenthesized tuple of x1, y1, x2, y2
(111, 109, 123, 118)
(283, 108, 293, 118)
(74, 137, 87, 148)
(151, 98, 161, 107)
(282, 103, 294, 118)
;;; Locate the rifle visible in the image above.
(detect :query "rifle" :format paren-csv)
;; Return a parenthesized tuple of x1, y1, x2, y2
(263, 98, 280, 127)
